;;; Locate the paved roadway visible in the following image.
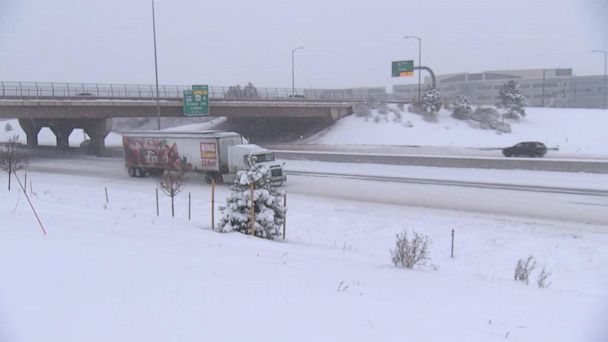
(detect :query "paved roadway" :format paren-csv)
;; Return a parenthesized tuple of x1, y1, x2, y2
(268, 145, 608, 174)
(21, 155, 608, 226)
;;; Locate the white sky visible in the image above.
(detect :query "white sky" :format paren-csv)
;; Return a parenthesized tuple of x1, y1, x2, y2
(0, 0, 606, 89)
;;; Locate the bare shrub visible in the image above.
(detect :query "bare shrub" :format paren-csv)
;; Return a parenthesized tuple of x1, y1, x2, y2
(159, 170, 185, 217)
(353, 103, 372, 118)
(1, 136, 28, 191)
(4, 122, 12, 132)
(536, 266, 552, 289)
(377, 103, 389, 115)
(391, 230, 431, 269)
(514, 255, 536, 285)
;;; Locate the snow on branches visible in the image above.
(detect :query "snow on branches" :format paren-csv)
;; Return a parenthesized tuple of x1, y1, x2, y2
(219, 154, 285, 239)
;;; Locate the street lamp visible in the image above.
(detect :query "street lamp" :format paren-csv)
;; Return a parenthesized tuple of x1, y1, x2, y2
(592, 49, 607, 109)
(404, 35, 422, 100)
(151, 0, 161, 130)
(291, 46, 304, 95)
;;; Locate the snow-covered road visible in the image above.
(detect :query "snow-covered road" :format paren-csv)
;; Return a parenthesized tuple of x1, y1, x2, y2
(22, 156, 608, 225)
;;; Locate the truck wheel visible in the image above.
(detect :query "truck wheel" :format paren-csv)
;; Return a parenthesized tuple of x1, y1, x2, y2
(128, 167, 136, 177)
(135, 168, 145, 177)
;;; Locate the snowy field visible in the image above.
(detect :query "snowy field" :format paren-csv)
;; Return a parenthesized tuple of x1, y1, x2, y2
(1, 108, 607, 341)
(1, 166, 607, 341)
(308, 107, 608, 157)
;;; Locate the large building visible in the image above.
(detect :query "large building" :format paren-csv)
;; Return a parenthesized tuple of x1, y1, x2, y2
(393, 68, 607, 109)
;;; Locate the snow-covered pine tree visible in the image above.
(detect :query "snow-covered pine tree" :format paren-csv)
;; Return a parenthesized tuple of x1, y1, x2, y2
(498, 80, 527, 120)
(421, 87, 442, 117)
(218, 154, 285, 239)
(451, 95, 472, 120)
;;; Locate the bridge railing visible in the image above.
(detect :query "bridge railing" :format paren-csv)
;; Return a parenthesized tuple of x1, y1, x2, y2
(0, 81, 390, 102)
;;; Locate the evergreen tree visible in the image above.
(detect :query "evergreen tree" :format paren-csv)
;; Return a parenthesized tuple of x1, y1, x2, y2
(498, 80, 527, 120)
(219, 155, 285, 239)
(451, 95, 472, 120)
(421, 87, 442, 116)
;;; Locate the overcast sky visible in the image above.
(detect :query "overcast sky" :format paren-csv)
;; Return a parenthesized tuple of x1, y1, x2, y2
(0, 0, 606, 89)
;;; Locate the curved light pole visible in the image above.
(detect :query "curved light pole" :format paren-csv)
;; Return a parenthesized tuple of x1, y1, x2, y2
(151, 0, 161, 129)
(404, 35, 422, 100)
(291, 46, 304, 95)
(592, 49, 607, 109)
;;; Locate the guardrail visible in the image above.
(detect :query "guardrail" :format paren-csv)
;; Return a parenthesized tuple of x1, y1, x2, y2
(0, 81, 396, 102)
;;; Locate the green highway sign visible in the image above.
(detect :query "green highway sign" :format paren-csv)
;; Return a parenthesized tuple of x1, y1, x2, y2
(391, 60, 414, 77)
(183, 84, 209, 116)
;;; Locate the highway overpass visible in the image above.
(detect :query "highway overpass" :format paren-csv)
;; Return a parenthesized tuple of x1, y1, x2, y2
(0, 81, 355, 154)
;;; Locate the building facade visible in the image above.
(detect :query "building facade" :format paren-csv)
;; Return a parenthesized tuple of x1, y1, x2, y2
(392, 68, 606, 109)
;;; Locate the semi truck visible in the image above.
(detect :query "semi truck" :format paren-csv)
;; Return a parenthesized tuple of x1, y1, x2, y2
(122, 130, 286, 184)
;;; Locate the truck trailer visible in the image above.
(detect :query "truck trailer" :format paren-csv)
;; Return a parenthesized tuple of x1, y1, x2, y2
(122, 130, 286, 184)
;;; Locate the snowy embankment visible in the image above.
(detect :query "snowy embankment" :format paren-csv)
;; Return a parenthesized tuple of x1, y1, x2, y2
(3, 108, 607, 158)
(0, 169, 607, 341)
(308, 107, 608, 157)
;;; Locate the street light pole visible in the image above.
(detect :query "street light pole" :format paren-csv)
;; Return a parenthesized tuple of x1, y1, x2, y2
(592, 50, 607, 109)
(151, 0, 161, 130)
(404, 35, 422, 100)
(291, 46, 304, 94)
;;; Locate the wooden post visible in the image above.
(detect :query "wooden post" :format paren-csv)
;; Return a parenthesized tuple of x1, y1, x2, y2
(30, 180, 33, 195)
(155, 188, 159, 216)
(105, 187, 109, 205)
(24, 173, 27, 193)
(188, 192, 191, 221)
(15, 173, 46, 236)
(282, 192, 287, 240)
(451, 229, 455, 258)
(211, 178, 215, 230)
(249, 182, 255, 235)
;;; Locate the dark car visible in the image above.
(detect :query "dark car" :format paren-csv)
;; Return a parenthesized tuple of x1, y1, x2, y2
(288, 94, 305, 99)
(502, 141, 547, 157)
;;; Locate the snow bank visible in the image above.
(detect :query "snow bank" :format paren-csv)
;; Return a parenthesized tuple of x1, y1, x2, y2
(310, 107, 608, 156)
(0, 169, 607, 341)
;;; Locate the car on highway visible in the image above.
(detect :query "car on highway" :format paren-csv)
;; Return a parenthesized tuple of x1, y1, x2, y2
(502, 141, 547, 157)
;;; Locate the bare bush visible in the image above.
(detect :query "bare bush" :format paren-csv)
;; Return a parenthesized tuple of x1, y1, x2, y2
(4, 122, 12, 132)
(1, 136, 28, 191)
(353, 103, 372, 118)
(536, 266, 552, 289)
(514, 255, 537, 285)
(391, 230, 431, 269)
(159, 170, 185, 217)
(377, 103, 389, 115)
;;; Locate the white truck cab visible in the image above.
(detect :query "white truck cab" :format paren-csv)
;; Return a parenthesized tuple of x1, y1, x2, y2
(225, 144, 286, 184)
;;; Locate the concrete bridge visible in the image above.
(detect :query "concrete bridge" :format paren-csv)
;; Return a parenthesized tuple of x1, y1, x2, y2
(0, 82, 354, 154)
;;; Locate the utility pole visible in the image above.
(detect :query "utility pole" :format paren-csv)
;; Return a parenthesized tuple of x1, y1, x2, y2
(152, 0, 161, 129)
(291, 46, 304, 95)
(592, 50, 607, 109)
(404, 36, 422, 100)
